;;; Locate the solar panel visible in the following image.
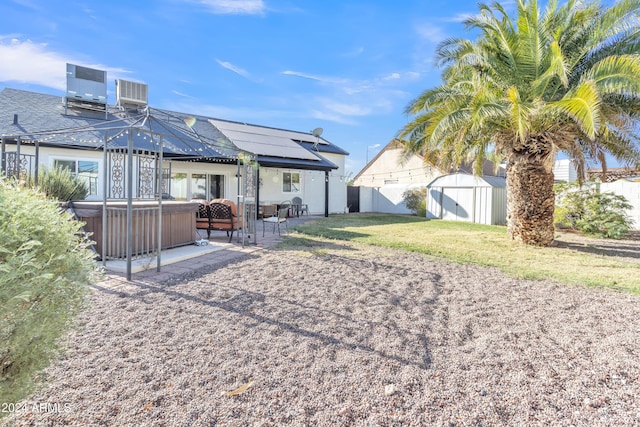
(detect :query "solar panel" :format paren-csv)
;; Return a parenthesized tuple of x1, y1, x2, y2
(209, 119, 322, 161)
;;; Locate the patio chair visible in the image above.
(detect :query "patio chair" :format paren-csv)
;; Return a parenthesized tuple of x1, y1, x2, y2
(209, 201, 242, 242)
(263, 201, 290, 236)
(291, 196, 308, 216)
(195, 201, 213, 239)
(260, 203, 277, 219)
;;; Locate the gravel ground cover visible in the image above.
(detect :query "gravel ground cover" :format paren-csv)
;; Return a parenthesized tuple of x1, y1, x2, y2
(3, 240, 640, 426)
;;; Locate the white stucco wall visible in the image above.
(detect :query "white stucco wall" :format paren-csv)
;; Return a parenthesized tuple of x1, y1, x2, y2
(599, 179, 640, 229)
(11, 144, 348, 214)
(353, 145, 440, 213)
(13, 145, 106, 200)
(353, 146, 439, 188)
(553, 159, 578, 182)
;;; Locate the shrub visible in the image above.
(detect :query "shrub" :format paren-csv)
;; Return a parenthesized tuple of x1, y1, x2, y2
(402, 187, 427, 217)
(26, 166, 89, 202)
(554, 182, 632, 239)
(0, 179, 96, 409)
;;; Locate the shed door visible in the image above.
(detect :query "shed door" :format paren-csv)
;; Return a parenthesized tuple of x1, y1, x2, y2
(441, 188, 474, 222)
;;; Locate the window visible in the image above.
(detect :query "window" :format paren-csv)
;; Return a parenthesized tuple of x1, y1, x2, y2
(283, 172, 300, 193)
(190, 173, 225, 200)
(54, 159, 99, 196)
(170, 172, 188, 200)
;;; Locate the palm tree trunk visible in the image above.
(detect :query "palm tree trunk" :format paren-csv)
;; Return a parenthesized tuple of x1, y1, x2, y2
(506, 154, 555, 246)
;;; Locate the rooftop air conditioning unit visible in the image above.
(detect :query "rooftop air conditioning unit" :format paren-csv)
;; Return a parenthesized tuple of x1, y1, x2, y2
(66, 63, 107, 104)
(116, 79, 148, 107)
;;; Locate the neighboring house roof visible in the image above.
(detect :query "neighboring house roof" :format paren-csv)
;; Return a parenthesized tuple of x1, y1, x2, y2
(352, 139, 402, 183)
(587, 167, 640, 182)
(353, 138, 503, 184)
(0, 88, 346, 171)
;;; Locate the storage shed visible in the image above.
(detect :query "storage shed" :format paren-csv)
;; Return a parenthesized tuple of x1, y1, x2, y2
(426, 173, 507, 225)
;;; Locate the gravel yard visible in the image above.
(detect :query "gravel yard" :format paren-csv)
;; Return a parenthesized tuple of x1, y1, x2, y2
(3, 240, 640, 426)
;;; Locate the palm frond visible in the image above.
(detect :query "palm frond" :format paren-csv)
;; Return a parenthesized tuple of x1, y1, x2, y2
(589, 54, 640, 94)
(553, 80, 601, 138)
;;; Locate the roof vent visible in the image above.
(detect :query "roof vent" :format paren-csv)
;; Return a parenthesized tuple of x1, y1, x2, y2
(116, 79, 148, 107)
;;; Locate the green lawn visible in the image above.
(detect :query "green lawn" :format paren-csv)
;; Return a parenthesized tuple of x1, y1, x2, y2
(290, 214, 640, 294)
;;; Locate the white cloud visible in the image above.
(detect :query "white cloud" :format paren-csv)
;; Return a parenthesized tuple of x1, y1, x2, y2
(319, 99, 372, 117)
(280, 67, 417, 125)
(309, 109, 358, 126)
(165, 101, 286, 122)
(0, 38, 68, 90)
(341, 46, 365, 58)
(281, 70, 347, 85)
(9, 0, 42, 11)
(415, 24, 446, 44)
(441, 13, 476, 23)
(0, 37, 130, 91)
(171, 90, 193, 98)
(215, 59, 254, 80)
(192, 0, 265, 15)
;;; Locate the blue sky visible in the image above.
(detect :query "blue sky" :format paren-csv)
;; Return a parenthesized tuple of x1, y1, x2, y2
(0, 0, 492, 175)
(0, 0, 617, 175)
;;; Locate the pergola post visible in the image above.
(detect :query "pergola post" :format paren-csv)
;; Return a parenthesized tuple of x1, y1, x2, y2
(157, 134, 163, 272)
(102, 131, 108, 268)
(1, 138, 5, 177)
(34, 139, 40, 185)
(126, 130, 134, 281)
(324, 170, 329, 217)
(15, 136, 20, 181)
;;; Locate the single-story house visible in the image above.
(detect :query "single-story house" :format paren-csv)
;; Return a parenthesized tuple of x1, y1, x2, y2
(1, 64, 352, 278)
(0, 82, 349, 215)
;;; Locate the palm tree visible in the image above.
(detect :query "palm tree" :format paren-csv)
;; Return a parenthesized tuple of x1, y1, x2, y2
(398, 0, 640, 246)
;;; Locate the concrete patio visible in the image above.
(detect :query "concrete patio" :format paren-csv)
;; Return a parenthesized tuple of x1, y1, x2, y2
(98, 214, 322, 287)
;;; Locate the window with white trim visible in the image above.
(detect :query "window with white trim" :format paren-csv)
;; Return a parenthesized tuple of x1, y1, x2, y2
(283, 172, 300, 193)
(54, 159, 99, 196)
(190, 173, 225, 200)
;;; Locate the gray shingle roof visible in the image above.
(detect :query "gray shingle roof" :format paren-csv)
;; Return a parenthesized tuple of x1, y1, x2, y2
(0, 88, 346, 170)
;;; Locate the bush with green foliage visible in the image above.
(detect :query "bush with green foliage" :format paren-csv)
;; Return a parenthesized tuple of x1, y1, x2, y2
(402, 187, 427, 217)
(26, 166, 89, 202)
(0, 179, 96, 409)
(554, 182, 632, 239)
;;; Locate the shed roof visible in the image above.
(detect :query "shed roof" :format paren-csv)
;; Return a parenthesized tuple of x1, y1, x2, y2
(427, 173, 506, 188)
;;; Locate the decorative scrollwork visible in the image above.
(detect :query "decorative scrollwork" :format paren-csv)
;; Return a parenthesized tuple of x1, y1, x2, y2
(110, 151, 125, 198)
(138, 154, 155, 199)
